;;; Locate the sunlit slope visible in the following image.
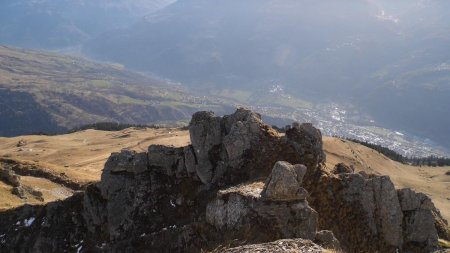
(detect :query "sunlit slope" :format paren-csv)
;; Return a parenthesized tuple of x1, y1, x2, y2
(0, 45, 231, 136)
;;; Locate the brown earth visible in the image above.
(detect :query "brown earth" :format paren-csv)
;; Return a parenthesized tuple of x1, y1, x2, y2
(0, 129, 448, 222)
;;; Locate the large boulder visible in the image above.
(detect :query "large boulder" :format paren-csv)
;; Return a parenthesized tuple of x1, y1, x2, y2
(261, 161, 308, 201)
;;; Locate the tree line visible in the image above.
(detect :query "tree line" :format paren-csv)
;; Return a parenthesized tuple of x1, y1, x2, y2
(346, 138, 450, 167)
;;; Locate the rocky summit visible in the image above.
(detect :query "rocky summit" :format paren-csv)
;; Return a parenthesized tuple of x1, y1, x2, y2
(0, 108, 448, 253)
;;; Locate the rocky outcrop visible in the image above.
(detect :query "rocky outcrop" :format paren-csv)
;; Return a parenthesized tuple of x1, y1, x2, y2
(303, 168, 448, 253)
(0, 108, 448, 253)
(0, 167, 21, 187)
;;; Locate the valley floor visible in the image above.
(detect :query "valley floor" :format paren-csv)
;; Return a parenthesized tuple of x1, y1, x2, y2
(0, 129, 448, 222)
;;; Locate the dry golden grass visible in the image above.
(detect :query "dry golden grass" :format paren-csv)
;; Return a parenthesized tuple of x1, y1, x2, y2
(0, 127, 190, 210)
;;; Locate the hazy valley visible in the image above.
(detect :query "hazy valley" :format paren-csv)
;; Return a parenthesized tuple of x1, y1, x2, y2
(0, 1, 450, 252)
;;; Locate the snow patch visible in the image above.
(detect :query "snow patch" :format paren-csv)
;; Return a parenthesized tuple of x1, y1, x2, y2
(24, 217, 35, 227)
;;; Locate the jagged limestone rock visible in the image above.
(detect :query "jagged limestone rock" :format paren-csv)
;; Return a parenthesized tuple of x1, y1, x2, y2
(0, 108, 447, 253)
(261, 161, 308, 201)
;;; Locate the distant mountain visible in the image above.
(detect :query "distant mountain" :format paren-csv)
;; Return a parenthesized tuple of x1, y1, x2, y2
(0, 45, 231, 136)
(0, 0, 176, 50)
(83, 0, 450, 149)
